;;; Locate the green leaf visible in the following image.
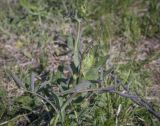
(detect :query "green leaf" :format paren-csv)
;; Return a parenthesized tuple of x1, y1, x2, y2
(73, 21, 81, 67)
(84, 68, 99, 80)
(60, 80, 92, 95)
(20, 0, 45, 16)
(20, 0, 29, 9)
(20, 0, 37, 11)
(23, 50, 32, 59)
(73, 50, 80, 67)
(8, 71, 24, 89)
(82, 53, 95, 69)
(8, 120, 16, 126)
(74, 80, 92, 91)
(15, 96, 34, 107)
(51, 92, 61, 111)
(67, 35, 74, 50)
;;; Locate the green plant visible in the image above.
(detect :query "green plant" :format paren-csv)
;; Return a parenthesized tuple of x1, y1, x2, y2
(0, 0, 160, 125)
